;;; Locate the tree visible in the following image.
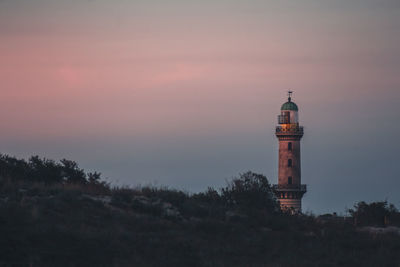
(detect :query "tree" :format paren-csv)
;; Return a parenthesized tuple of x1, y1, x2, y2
(28, 156, 63, 184)
(60, 159, 87, 184)
(348, 201, 398, 226)
(88, 172, 102, 184)
(221, 171, 278, 212)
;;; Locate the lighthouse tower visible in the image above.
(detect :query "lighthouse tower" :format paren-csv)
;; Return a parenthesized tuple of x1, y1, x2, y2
(273, 92, 306, 212)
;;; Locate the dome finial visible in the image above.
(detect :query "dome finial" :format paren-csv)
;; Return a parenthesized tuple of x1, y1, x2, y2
(281, 91, 298, 110)
(288, 90, 293, 102)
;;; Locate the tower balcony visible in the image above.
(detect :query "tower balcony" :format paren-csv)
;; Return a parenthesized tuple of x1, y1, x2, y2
(275, 126, 304, 137)
(272, 184, 307, 193)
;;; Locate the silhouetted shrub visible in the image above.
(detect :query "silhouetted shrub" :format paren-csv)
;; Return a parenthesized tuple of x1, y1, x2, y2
(192, 187, 221, 203)
(141, 186, 188, 206)
(0, 154, 109, 188)
(221, 171, 278, 212)
(349, 201, 398, 226)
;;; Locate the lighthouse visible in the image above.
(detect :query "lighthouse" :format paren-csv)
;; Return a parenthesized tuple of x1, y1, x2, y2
(273, 91, 307, 212)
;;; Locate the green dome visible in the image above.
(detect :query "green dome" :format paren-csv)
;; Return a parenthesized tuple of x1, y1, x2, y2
(281, 101, 298, 111)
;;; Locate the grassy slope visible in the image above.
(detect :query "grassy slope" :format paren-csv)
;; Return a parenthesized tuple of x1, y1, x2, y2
(0, 155, 399, 266)
(0, 182, 399, 267)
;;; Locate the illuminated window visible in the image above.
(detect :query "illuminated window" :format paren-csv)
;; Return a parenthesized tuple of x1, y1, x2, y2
(288, 142, 292, 151)
(288, 176, 292, 185)
(288, 159, 292, 167)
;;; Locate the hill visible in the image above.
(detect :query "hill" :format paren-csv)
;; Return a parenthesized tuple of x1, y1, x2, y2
(0, 154, 399, 266)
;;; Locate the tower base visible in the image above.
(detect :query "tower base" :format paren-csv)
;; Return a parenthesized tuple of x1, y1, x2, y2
(272, 184, 306, 213)
(278, 199, 301, 212)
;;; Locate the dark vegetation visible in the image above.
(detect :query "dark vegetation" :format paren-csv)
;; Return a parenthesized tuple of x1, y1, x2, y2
(0, 154, 399, 266)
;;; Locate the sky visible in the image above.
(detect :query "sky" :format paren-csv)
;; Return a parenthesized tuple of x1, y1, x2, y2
(0, 0, 399, 213)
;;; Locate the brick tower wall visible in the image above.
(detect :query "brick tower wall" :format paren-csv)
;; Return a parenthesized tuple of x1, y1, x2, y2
(278, 139, 301, 186)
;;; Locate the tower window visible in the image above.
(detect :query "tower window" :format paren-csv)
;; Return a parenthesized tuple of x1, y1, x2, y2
(288, 142, 292, 151)
(284, 112, 290, 123)
(288, 176, 292, 185)
(288, 159, 292, 167)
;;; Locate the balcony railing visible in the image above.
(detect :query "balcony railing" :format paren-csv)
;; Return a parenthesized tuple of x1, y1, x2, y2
(272, 184, 307, 192)
(275, 126, 304, 134)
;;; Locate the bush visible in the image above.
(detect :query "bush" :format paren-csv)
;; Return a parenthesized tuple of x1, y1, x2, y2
(0, 154, 108, 189)
(192, 187, 221, 203)
(221, 171, 278, 213)
(141, 186, 188, 206)
(349, 201, 398, 226)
